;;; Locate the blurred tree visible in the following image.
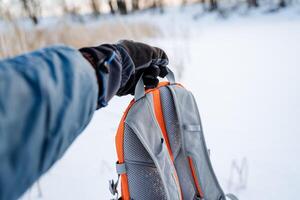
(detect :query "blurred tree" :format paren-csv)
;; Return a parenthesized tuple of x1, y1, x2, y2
(182, 0, 187, 5)
(0, 0, 3, 19)
(150, 0, 164, 13)
(61, 0, 69, 14)
(90, 0, 101, 16)
(132, 0, 140, 11)
(267, 0, 288, 12)
(247, 0, 259, 8)
(208, 0, 218, 11)
(108, 0, 116, 14)
(116, 0, 127, 15)
(61, 0, 84, 23)
(159, 0, 165, 13)
(151, 0, 159, 8)
(278, 0, 287, 7)
(20, 0, 40, 25)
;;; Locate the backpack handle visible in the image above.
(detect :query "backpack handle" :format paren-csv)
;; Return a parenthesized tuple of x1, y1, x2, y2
(134, 66, 175, 101)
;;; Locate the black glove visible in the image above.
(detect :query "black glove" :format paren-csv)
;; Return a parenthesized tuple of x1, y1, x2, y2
(79, 40, 169, 108)
(116, 40, 169, 95)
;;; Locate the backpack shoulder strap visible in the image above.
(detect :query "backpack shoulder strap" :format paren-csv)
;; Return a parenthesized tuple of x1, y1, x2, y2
(114, 100, 135, 200)
(167, 85, 227, 200)
(125, 94, 182, 200)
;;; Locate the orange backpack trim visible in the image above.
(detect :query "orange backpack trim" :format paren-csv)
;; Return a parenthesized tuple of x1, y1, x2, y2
(188, 156, 204, 198)
(115, 82, 184, 200)
(115, 100, 135, 200)
(152, 88, 183, 200)
(152, 89, 174, 159)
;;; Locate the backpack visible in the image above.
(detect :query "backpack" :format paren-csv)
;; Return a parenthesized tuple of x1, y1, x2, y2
(109, 68, 238, 200)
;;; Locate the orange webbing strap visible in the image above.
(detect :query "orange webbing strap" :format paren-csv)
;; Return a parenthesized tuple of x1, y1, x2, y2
(145, 81, 170, 94)
(152, 89, 174, 159)
(152, 89, 183, 200)
(115, 100, 135, 200)
(188, 157, 204, 198)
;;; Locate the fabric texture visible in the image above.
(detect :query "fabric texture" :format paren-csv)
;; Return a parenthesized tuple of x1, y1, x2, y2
(0, 45, 98, 200)
(124, 124, 167, 200)
(117, 83, 231, 200)
(80, 44, 129, 108)
(168, 84, 226, 200)
(116, 40, 169, 95)
(79, 40, 169, 100)
(159, 86, 196, 200)
(123, 92, 182, 200)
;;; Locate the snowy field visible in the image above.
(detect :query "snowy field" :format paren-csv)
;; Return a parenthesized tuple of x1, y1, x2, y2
(21, 6, 300, 200)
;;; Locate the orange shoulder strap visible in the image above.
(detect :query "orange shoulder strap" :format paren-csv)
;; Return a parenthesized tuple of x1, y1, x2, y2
(115, 100, 135, 200)
(152, 88, 183, 200)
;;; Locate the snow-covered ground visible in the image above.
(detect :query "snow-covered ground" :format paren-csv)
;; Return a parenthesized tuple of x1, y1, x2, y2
(21, 6, 300, 200)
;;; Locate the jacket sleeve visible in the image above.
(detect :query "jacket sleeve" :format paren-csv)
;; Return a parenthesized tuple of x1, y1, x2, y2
(0, 45, 99, 200)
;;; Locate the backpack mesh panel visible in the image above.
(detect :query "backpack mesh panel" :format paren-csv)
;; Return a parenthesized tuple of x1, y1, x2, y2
(159, 87, 181, 157)
(160, 86, 196, 199)
(123, 124, 153, 163)
(124, 124, 167, 200)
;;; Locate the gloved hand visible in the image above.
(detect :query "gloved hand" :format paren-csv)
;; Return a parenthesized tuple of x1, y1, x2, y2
(116, 40, 169, 95)
(79, 40, 169, 108)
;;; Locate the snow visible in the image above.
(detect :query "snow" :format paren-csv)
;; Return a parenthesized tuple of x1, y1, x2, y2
(21, 6, 300, 200)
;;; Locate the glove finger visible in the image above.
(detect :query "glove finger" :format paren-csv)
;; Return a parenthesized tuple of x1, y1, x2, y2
(152, 46, 169, 66)
(143, 75, 159, 89)
(158, 66, 168, 78)
(144, 65, 160, 77)
(143, 66, 160, 88)
(118, 40, 169, 69)
(117, 40, 154, 69)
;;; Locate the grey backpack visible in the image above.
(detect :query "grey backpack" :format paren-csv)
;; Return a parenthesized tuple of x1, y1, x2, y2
(109, 69, 238, 200)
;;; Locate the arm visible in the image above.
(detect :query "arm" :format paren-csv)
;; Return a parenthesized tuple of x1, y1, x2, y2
(0, 45, 98, 200)
(0, 41, 168, 200)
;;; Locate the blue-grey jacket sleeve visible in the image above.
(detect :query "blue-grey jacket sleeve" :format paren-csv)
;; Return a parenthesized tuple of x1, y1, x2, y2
(0, 45, 98, 200)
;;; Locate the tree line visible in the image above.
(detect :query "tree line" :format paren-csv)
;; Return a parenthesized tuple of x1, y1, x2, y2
(2, 0, 298, 25)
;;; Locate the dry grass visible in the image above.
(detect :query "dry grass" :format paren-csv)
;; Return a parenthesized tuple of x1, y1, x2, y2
(0, 17, 186, 81)
(0, 19, 161, 58)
